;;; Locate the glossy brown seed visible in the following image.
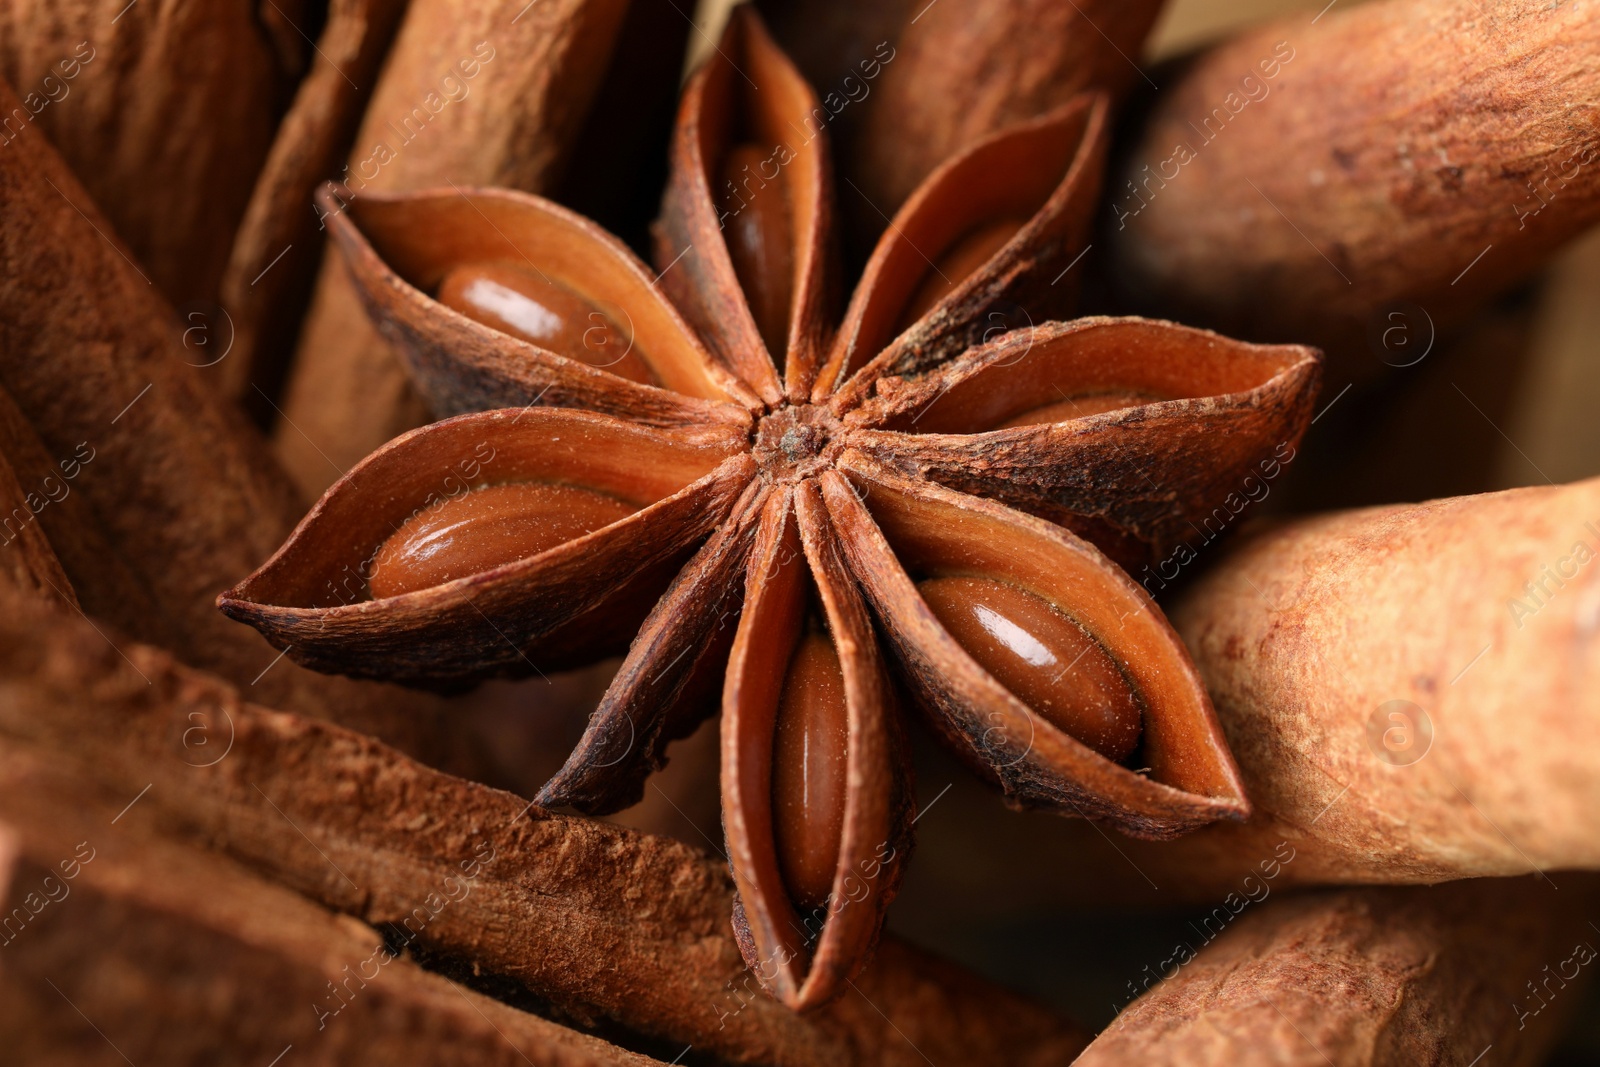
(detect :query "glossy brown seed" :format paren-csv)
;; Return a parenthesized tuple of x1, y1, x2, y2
(771, 629, 849, 912)
(897, 217, 1025, 332)
(437, 262, 656, 385)
(369, 482, 637, 599)
(718, 143, 794, 359)
(918, 576, 1141, 762)
(997, 391, 1164, 429)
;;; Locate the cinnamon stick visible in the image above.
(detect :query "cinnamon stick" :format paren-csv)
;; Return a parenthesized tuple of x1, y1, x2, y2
(1108, 0, 1600, 367)
(0, 75, 454, 758)
(1076, 879, 1599, 1066)
(0, 748, 665, 1066)
(219, 0, 411, 409)
(0, 381, 174, 644)
(0, 588, 1088, 1067)
(0, 0, 293, 305)
(275, 0, 648, 496)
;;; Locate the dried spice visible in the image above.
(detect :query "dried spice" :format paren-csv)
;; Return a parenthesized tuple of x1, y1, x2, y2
(1075, 879, 1599, 1066)
(997, 474, 1600, 907)
(219, 0, 411, 406)
(1109, 0, 1600, 366)
(0, 0, 293, 304)
(0, 75, 460, 765)
(275, 0, 685, 496)
(1, 586, 1089, 1065)
(220, 8, 1320, 1009)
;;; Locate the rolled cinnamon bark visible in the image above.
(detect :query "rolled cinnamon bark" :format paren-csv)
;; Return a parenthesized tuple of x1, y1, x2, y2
(0, 587, 1089, 1067)
(1076, 879, 1599, 1066)
(0, 752, 668, 1066)
(0, 76, 455, 759)
(0, 0, 293, 305)
(275, 0, 670, 496)
(1109, 0, 1600, 369)
(219, 0, 411, 409)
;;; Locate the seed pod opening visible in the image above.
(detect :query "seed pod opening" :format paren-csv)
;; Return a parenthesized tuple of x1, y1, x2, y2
(218, 408, 752, 684)
(658, 6, 836, 404)
(821, 457, 1248, 837)
(435, 261, 656, 385)
(367, 481, 639, 600)
(819, 94, 1110, 399)
(319, 185, 756, 421)
(875, 316, 1315, 436)
(916, 576, 1142, 764)
(771, 623, 851, 912)
(722, 486, 910, 1010)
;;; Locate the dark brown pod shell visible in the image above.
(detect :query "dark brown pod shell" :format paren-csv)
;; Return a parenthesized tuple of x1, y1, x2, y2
(219, 408, 750, 684)
(846, 317, 1321, 566)
(722, 486, 911, 1010)
(821, 457, 1248, 837)
(539, 479, 770, 814)
(320, 184, 760, 426)
(820, 94, 1111, 404)
(654, 5, 838, 405)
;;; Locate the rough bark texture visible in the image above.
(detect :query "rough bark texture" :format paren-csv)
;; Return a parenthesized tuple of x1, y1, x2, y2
(1030, 475, 1600, 903)
(275, 0, 640, 497)
(0, 0, 292, 305)
(0, 75, 457, 760)
(0, 748, 668, 1067)
(1075, 879, 1598, 1066)
(0, 588, 1089, 1067)
(1109, 0, 1600, 369)
(219, 0, 412, 410)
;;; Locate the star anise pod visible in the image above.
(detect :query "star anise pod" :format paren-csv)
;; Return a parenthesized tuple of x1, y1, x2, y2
(220, 8, 1319, 1009)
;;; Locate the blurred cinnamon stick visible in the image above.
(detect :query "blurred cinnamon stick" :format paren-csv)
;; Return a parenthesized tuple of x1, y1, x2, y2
(1075, 879, 1598, 1066)
(0, 435, 75, 609)
(0, 0, 294, 305)
(0, 76, 455, 759)
(0, 587, 1088, 1067)
(1109, 0, 1600, 370)
(219, 0, 411, 410)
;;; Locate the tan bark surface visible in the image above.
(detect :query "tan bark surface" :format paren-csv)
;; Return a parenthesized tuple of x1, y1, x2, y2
(1076, 879, 1598, 1066)
(1110, 0, 1600, 365)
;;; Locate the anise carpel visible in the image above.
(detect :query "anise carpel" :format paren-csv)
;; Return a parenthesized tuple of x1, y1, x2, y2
(219, 7, 1320, 1010)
